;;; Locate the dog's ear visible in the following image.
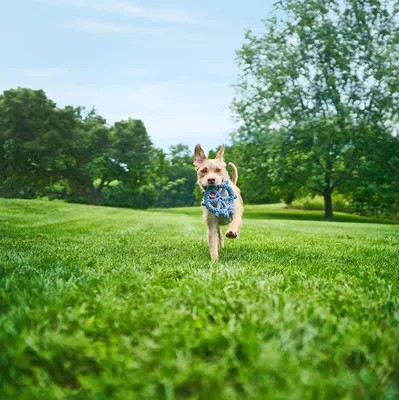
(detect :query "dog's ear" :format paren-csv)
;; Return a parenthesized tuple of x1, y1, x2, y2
(216, 144, 225, 160)
(194, 144, 207, 168)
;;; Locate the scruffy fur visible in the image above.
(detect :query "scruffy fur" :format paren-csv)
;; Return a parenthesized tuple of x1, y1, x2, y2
(194, 144, 244, 261)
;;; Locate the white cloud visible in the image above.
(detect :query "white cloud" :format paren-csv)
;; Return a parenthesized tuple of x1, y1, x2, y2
(68, 18, 165, 35)
(65, 18, 215, 51)
(39, 0, 195, 24)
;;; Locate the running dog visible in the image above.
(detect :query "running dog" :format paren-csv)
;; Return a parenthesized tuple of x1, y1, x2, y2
(194, 144, 244, 261)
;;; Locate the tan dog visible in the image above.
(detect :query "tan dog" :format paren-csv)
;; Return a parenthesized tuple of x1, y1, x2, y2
(194, 144, 244, 261)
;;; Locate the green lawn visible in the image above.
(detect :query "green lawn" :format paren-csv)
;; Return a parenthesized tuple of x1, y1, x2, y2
(1, 199, 398, 399)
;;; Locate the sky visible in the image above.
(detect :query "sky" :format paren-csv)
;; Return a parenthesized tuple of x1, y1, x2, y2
(1, 0, 274, 152)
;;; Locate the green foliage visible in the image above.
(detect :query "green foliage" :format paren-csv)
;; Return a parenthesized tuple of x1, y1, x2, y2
(58, 111, 154, 206)
(1, 199, 398, 398)
(0, 87, 76, 196)
(341, 133, 399, 218)
(153, 144, 197, 208)
(58, 108, 116, 205)
(0, 88, 156, 206)
(111, 118, 153, 188)
(233, 0, 399, 219)
(209, 144, 277, 204)
(293, 194, 352, 213)
(229, 138, 280, 204)
(101, 183, 157, 209)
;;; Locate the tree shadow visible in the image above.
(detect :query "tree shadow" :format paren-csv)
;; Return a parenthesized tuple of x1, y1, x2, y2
(244, 209, 399, 225)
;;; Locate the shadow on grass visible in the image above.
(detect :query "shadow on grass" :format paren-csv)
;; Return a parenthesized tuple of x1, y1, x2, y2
(243, 209, 399, 225)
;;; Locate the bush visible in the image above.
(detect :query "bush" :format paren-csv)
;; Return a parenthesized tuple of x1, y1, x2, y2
(292, 196, 324, 211)
(101, 183, 157, 209)
(291, 194, 399, 220)
(292, 195, 354, 214)
(154, 178, 196, 208)
(0, 177, 41, 199)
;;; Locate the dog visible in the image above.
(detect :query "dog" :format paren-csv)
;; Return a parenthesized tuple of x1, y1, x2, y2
(194, 144, 244, 261)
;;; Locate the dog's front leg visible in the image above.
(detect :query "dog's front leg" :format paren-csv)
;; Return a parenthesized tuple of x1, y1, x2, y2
(226, 201, 244, 239)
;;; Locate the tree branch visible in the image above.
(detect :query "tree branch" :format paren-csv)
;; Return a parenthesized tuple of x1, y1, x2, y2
(331, 151, 359, 190)
(306, 185, 324, 195)
(96, 175, 107, 194)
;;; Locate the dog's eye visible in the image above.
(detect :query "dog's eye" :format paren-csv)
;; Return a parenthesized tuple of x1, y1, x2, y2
(215, 168, 221, 172)
(201, 168, 208, 173)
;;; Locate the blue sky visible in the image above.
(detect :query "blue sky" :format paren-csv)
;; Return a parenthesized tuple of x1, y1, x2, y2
(1, 0, 274, 151)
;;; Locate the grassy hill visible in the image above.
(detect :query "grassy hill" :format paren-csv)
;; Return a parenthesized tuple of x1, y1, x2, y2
(1, 199, 398, 399)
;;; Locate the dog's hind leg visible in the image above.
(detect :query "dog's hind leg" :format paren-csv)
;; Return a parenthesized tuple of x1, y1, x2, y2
(218, 226, 224, 249)
(204, 209, 220, 260)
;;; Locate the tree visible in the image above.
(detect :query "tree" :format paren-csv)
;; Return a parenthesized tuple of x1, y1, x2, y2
(57, 108, 118, 205)
(61, 115, 153, 205)
(111, 118, 153, 188)
(0, 87, 76, 197)
(341, 132, 399, 217)
(212, 141, 280, 204)
(154, 144, 197, 208)
(234, 0, 399, 219)
(98, 119, 156, 209)
(0, 88, 157, 207)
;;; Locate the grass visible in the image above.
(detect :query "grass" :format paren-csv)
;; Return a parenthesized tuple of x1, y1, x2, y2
(1, 199, 398, 399)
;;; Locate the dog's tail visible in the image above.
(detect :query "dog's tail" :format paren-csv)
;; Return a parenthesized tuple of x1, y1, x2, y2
(229, 162, 238, 185)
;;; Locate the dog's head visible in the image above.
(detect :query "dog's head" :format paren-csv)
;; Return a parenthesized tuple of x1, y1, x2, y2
(194, 144, 229, 190)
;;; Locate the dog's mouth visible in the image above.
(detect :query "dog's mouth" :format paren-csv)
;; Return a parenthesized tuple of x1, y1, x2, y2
(209, 192, 217, 200)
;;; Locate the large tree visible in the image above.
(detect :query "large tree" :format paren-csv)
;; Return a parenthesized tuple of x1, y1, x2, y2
(0, 87, 76, 197)
(60, 114, 153, 205)
(234, 0, 399, 219)
(58, 108, 118, 205)
(111, 118, 153, 188)
(0, 88, 154, 206)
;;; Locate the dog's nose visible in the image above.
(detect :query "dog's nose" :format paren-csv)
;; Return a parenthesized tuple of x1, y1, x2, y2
(208, 178, 216, 184)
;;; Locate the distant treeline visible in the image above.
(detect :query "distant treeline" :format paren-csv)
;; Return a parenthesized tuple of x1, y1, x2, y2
(0, 85, 398, 220)
(0, 87, 198, 210)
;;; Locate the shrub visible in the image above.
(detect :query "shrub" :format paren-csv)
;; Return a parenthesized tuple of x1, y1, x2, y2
(101, 183, 157, 209)
(292, 195, 398, 220)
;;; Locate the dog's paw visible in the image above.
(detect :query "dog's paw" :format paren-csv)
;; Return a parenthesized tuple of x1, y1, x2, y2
(225, 230, 239, 239)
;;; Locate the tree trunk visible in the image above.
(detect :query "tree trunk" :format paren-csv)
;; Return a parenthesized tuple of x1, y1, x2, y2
(323, 189, 333, 220)
(85, 179, 102, 205)
(86, 192, 100, 206)
(69, 179, 101, 205)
